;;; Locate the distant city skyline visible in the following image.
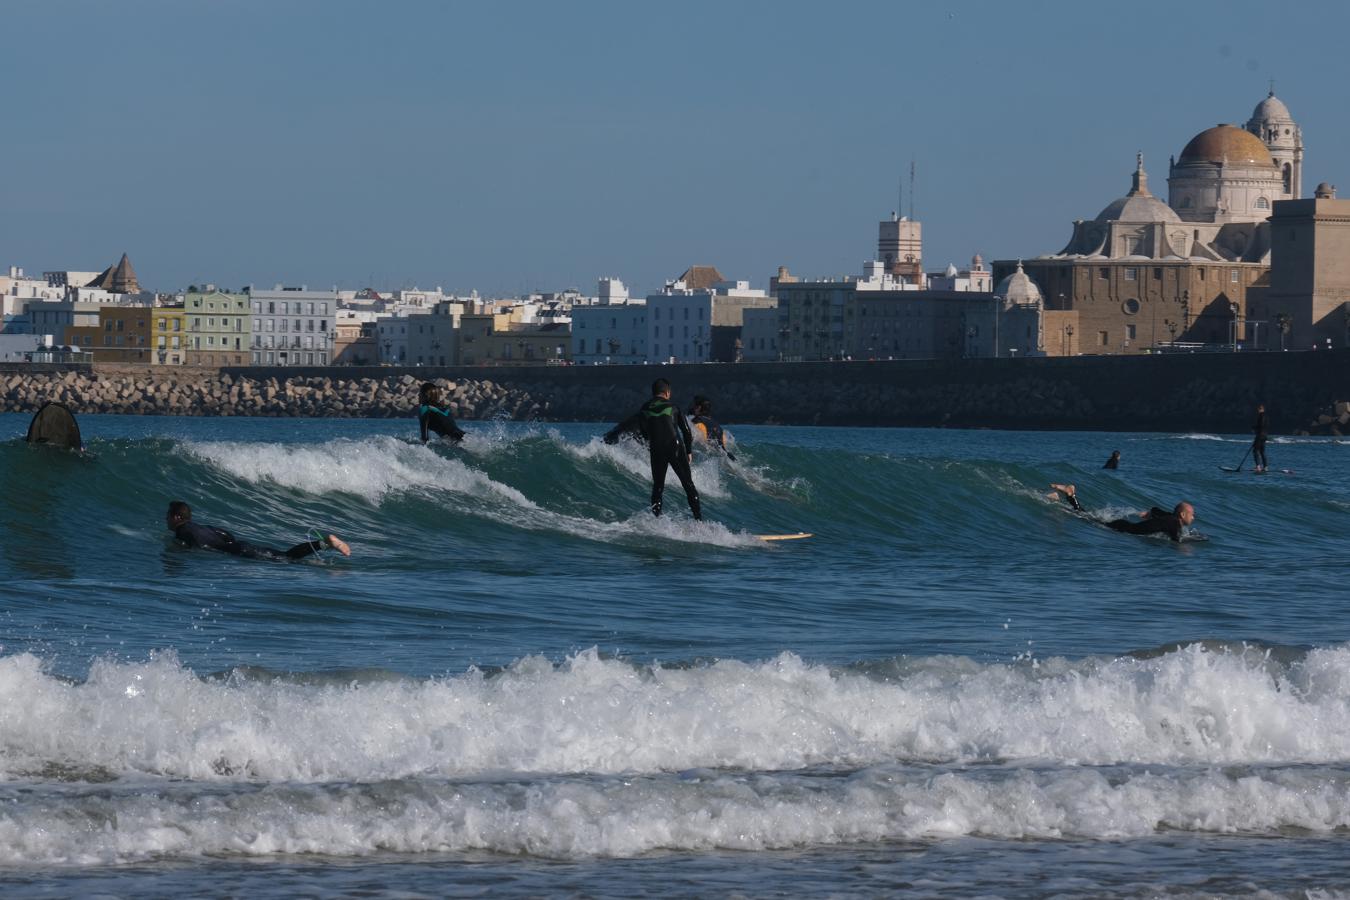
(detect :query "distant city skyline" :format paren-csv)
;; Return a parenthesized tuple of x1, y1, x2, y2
(5, 0, 1348, 297)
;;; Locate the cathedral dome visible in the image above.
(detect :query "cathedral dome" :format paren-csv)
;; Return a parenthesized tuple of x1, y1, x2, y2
(1178, 125, 1273, 166)
(995, 261, 1043, 307)
(1095, 154, 1180, 223)
(1252, 92, 1291, 122)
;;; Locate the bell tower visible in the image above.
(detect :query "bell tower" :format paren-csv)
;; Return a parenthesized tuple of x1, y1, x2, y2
(1246, 87, 1303, 199)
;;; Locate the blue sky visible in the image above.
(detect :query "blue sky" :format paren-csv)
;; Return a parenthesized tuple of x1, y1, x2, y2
(5, 0, 1347, 296)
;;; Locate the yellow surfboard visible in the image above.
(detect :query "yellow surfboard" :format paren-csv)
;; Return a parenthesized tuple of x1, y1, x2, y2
(756, 532, 813, 542)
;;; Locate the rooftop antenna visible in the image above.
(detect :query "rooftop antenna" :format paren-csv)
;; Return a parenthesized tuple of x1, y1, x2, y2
(897, 177, 903, 220)
(909, 159, 916, 220)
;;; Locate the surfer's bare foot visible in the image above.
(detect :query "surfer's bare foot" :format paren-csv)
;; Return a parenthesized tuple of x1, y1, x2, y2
(1049, 483, 1075, 497)
(326, 535, 351, 557)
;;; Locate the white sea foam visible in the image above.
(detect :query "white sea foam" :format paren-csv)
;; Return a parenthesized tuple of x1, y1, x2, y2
(3, 644, 1350, 786)
(1, 764, 1349, 865)
(183, 437, 760, 548)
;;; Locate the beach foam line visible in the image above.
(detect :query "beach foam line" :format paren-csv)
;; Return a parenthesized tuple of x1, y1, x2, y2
(2, 643, 1350, 785)
(1, 763, 1349, 865)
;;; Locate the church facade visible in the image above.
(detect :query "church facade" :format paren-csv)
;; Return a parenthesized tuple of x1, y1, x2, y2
(994, 91, 1301, 354)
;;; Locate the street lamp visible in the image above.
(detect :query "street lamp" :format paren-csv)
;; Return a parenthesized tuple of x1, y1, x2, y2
(1275, 312, 1290, 351)
(1062, 323, 1075, 356)
(1229, 300, 1240, 351)
(1164, 318, 1177, 347)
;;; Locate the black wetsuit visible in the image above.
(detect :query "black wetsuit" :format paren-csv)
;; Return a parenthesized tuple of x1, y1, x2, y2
(420, 404, 465, 443)
(1252, 411, 1268, 471)
(173, 521, 326, 561)
(1107, 508, 1185, 543)
(1103, 455, 1119, 470)
(691, 413, 725, 450)
(610, 398, 701, 519)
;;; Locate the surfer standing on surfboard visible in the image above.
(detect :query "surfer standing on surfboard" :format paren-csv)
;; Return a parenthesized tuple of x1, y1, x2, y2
(1252, 404, 1269, 473)
(605, 378, 702, 521)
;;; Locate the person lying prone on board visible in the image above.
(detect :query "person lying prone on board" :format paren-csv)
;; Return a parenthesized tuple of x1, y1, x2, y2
(1048, 484, 1195, 543)
(166, 501, 350, 561)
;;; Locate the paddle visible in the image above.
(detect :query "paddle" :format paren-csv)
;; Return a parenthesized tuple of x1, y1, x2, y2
(1219, 444, 1252, 473)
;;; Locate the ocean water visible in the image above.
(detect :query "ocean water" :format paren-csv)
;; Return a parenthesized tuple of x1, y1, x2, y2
(1, 412, 1348, 898)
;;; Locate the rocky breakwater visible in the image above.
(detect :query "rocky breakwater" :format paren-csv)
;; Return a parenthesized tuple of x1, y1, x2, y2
(0, 371, 548, 420)
(1298, 400, 1350, 436)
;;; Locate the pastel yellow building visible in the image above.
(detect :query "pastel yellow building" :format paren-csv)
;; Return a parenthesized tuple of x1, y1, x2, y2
(152, 306, 187, 365)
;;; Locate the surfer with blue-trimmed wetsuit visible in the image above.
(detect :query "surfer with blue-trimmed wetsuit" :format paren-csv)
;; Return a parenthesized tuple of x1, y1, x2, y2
(418, 382, 465, 443)
(166, 501, 350, 561)
(605, 378, 702, 520)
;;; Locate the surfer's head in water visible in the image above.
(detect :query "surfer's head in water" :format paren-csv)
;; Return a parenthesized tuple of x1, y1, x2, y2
(166, 500, 192, 530)
(690, 395, 711, 416)
(1171, 501, 1196, 526)
(419, 382, 441, 407)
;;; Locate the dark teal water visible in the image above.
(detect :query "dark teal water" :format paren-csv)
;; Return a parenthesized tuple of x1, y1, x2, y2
(2, 414, 1348, 897)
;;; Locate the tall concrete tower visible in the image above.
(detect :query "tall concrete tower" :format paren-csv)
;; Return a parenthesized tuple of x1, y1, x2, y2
(1246, 89, 1303, 199)
(878, 213, 922, 283)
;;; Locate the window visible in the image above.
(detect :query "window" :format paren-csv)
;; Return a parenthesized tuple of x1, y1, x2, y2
(654, 308, 660, 320)
(307, 302, 315, 315)
(193, 318, 201, 328)
(158, 318, 166, 330)
(1124, 268, 1137, 281)
(319, 303, 327, 315)
(173, 319, 181, 331)
(1153, 268, 1162, 280)
(1126, 324, 1137, 341)
(1098, 268, 1109, 280)
(1198, 269, 1206, 281)
(208, 317, 215, 327)
(1230, 270, 1240, 283)
(281, 302, 289, 315)
(683, 307, 689, 320)
(1255, 197, 1270, 210)
(1098, 330, 1108, 347)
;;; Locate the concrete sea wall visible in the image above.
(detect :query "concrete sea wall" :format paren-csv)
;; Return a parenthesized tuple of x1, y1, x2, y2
(2, 351, 1348, 433)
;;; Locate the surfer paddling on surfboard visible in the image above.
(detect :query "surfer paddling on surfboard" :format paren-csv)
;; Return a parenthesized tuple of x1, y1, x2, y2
(166, 501, 351, 561)
(1048, 484, 1195, 543)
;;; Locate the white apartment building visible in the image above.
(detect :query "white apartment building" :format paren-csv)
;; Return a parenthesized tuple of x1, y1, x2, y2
(572, 299, 647, 364)
(647, 290, 713, 363)
(249, 285, 338, 366)
(405, 301, 465, 367)
(374, 308, 432, 364)
(740, 306, 781, 361)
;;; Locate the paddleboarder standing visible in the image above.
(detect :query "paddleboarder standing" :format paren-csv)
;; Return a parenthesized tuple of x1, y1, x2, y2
(1252, 403, 1269, 474)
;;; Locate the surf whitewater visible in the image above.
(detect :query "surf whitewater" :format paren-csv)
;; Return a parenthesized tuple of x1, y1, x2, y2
(1, 414, 1348, 894)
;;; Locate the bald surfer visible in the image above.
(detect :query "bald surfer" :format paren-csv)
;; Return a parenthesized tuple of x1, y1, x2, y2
(166, 501, 350, 561)
(418, 382, 465, 443)
(1048, 483, 1195, 543)
(606, 378, 702, 520)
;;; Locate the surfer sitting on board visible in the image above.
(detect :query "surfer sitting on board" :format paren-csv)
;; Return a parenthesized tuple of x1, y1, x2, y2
(418, 382, 465, 444)
(606, 378, 702, 520)
(166, 501, 351, 561)
(688, 395, 736, 461)
(1103, 450, 1120, 470)
(1048, 483, 1195, 543)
